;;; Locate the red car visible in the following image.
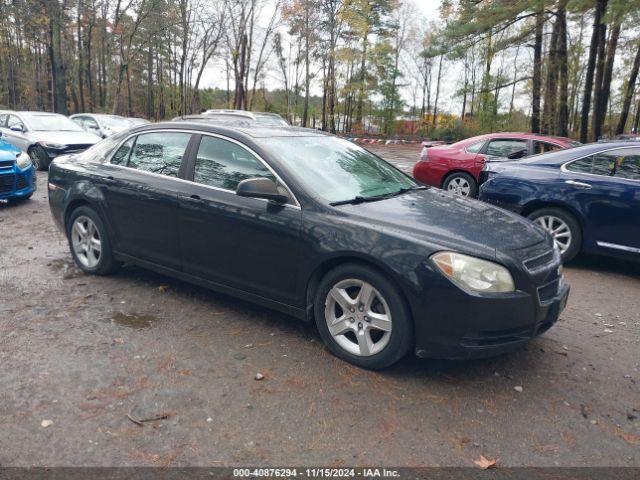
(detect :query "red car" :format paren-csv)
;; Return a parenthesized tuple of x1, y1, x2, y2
(413, 133, 579, 197)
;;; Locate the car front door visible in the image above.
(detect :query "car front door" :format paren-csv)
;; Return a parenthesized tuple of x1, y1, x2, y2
(177, 134, 302, 305)
(99, 130, 194, 270)
(563, 147, 640, 251)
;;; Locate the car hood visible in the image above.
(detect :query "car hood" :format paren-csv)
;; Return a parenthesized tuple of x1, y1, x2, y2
(28, 131, 101, 145)
(336, 188, 546, 257)
(0, 139, 21, 160)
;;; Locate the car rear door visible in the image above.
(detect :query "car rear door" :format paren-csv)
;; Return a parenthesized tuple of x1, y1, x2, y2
(99, 130, 194, 270)
(563, 146, 640, 251)
(177, 133, 302, 305)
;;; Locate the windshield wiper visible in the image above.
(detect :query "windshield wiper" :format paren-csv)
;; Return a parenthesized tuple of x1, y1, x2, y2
(330, 186, 426, 206)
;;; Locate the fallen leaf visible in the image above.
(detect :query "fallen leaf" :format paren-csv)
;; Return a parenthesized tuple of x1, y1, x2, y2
(158, 285, 169, 292)
(41, 420, 53, 428)
(473, 455, 497, 469)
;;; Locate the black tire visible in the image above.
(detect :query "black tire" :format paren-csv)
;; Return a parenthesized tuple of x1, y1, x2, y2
(442, 171, 477, 197)
(527, 207, 582, 263)
(314, 263, 413, 370)
(28, 145, 50, 171)
(66, 205, 120, 275)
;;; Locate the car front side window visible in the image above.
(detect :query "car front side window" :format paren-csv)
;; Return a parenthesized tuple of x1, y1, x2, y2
(565, 149, 640, 178)
(192, 136, 275, 191)
(7, 115, 25, 130)
(126, 132, 191, 178)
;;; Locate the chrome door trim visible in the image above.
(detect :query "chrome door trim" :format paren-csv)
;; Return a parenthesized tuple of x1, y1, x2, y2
(104, 128, 301, 210)
(596, 241, 640, 254)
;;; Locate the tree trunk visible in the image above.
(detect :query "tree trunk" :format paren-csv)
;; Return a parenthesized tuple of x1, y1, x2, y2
(581, 0, 607, 142)
(597, 20, 620, 137)
(556, 4, 569, 137)
(432, 55, 443, 128)
(531, 4, 544, 133)
(543, 14, 560, 135)
(616, 42, 640, 134)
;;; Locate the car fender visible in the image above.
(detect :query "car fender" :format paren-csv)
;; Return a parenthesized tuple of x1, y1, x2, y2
(62, 181, 114, 237)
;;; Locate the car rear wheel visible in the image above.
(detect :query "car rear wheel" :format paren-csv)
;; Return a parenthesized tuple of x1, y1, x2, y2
(527, 208, 581, 263)
(67, 206, 120, 275)
(28, 145, 50, 171)
(443, 172, 477, 197)
(314, 263, 413, 369)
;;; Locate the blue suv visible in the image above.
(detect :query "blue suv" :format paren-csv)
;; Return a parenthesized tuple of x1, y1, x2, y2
(0, 133, 36, 202)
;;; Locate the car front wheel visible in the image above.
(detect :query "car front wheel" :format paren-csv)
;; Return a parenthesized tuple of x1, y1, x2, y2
(28, 145, 50, 171)
(528, 207, 581, 262)
(443, 172, 477, 197)
(314, 263, 413, 369)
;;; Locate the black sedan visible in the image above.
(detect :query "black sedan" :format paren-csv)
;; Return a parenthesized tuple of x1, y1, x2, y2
(48, 123, 569, 369)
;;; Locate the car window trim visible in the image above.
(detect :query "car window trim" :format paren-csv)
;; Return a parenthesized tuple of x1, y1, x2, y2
(561, 146, 640, 183)
(106, 128, 301, 209)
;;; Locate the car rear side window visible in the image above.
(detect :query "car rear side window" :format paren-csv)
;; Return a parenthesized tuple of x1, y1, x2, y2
(192, 136, 275, 191)
(533, 141, 562, 154)
(465, 141, 484, 153)
(111, 138, 135, 165)
(126, 132, 191, 178)
(485, 139, 528, 157)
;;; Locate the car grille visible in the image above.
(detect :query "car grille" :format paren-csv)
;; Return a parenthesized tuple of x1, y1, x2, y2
(0, 160, 15, 169)
(16, 175, 28, 190)
(0, 174, 15, 193)
(524, 249, 555, 272)
(537, 278, 560, 304)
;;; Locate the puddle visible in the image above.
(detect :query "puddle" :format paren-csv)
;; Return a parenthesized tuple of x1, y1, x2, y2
(111, 312, 155, 330)
(48, 258, 83, 279)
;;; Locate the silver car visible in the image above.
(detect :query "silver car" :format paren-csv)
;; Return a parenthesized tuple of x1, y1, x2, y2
(0, 111, 101, 170)
(70, 113, 133, 138)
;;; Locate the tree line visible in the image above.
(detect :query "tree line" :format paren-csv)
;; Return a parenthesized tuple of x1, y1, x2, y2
(0, 0, 639, 140)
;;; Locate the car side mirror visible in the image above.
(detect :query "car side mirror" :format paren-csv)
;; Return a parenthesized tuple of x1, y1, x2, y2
(236, 177, 289, 204)
(507, 148, 528, 159)
(10, 125, 24, 133)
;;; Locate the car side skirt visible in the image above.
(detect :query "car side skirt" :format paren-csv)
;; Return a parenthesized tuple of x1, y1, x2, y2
(114, 252, 308, 321)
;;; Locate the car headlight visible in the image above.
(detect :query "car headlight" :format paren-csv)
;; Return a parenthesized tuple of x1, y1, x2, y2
(40, 141, 67, 150)
(16, 152, 32, 169)
(431, 251, 515, 293)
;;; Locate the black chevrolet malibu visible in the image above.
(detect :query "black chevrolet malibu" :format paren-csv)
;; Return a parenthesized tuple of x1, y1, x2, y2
(48, 123, 569, 369)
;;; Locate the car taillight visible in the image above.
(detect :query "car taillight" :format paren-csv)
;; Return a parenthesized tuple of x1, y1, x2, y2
(420, 147, 428, 161)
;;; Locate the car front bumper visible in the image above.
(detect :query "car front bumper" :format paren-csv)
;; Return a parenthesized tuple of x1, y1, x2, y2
(412, 274, 570, 361)
(0, 165, 36, 200)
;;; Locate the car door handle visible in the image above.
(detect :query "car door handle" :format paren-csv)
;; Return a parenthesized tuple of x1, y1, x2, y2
(104, 176, 116, 184)
(190, 194, 201, 201)
(565, 180, 592, 189)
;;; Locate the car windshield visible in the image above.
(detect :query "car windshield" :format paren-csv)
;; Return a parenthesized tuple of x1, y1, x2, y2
(23, 113, 84, 132)
(99, 115, 131, 128)
(262, 136, 418, 204)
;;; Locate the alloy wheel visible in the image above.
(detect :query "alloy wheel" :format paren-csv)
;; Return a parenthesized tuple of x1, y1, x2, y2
(71, 215, 102, 268)
(324, 279, 392, 357)
(447, 177, 471, 196)
(28, 150, 41, 170)
(535, 215, 572, 253)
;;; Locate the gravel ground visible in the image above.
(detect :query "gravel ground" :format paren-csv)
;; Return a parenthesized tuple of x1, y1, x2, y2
(0, 144, 638, 467)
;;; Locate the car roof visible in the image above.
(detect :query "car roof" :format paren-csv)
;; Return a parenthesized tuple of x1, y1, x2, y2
(519, 141, 640, 165)
(457, 132, 576, 145)
(137, 121, 326, 140)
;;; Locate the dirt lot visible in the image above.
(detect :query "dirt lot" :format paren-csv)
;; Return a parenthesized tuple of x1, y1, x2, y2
(1, 144, 639, 467)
